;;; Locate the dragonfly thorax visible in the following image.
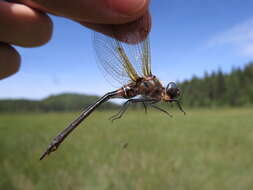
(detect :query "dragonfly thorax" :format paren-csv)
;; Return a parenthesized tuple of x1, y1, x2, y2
(119, 76, 164, 100)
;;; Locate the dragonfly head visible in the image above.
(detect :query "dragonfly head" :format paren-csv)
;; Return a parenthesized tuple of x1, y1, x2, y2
(164, 82, 180, 101)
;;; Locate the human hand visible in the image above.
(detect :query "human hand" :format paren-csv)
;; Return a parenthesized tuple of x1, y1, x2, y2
(0, 0, 150, 79)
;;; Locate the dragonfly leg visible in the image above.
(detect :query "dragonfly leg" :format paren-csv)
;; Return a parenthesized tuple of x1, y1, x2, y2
(109, 98, 156, 122)
(170, 99, 186, 115)
(148, 104, 172, 117)
(143, 102, 148, 114)
(109, 101, 129, 122)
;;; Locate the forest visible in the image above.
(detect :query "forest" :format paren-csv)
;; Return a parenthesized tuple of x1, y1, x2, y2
(0, 62, 252, 112)
(180, 62, 253, 107)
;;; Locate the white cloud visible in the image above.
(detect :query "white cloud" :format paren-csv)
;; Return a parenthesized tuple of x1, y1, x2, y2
(208, 18, 253, 57)
(241, 44, 253, 56)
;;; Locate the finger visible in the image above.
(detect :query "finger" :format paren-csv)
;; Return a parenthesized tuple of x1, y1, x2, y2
(0, 43, 21, 80)
(80, 11, 151, 44)
(0, 1, 52, 47)
(20, 0, 150, 24)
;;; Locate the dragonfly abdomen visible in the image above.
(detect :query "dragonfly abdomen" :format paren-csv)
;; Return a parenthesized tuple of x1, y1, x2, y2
(120, 84, 140, 98)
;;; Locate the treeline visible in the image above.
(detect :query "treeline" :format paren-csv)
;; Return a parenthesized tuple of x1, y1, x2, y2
(0, 93, 119, 113)
(179, 62, 253, 107)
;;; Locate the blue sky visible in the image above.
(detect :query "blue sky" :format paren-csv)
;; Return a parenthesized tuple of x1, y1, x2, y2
(1, 0, 253, 99)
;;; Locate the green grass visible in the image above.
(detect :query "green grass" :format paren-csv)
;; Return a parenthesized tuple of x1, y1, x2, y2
(1, 108, 253, 190)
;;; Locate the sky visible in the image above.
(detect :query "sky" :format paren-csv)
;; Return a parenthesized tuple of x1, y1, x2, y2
(1, 0, 253, 99)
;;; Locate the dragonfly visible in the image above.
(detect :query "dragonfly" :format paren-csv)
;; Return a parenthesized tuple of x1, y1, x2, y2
(40, 15, 185, 160)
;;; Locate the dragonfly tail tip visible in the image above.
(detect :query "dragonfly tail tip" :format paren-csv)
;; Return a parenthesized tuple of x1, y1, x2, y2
(39, 151, 48, 160)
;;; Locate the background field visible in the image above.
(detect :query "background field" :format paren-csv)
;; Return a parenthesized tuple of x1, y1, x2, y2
(1, 108, 253, 190)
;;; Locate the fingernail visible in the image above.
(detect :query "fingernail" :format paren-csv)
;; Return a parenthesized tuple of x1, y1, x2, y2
(108, 0, 146, 16)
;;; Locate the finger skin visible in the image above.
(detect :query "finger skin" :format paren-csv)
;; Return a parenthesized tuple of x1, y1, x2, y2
(0, 1, 52, 47)
(80, 11, 151, 44)
(20, 0, 150, 24)
(0, 43, 21, 80)
(18, 0, 151, 43)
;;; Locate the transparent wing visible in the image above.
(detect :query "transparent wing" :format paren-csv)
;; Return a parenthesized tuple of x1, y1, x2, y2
(93, 13, 152, 86)
(93, 32, 140, 86)
(141, 37, 152, 77)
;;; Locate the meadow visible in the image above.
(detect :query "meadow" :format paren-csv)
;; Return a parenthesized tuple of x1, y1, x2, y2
(0, 108, 253, 190)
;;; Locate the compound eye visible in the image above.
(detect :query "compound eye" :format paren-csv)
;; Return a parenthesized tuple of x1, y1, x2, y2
(166, 82, 179, 98)
(166, 82, 177, 91)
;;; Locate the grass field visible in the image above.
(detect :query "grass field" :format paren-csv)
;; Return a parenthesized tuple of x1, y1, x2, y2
(0, 108, 253, 190)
